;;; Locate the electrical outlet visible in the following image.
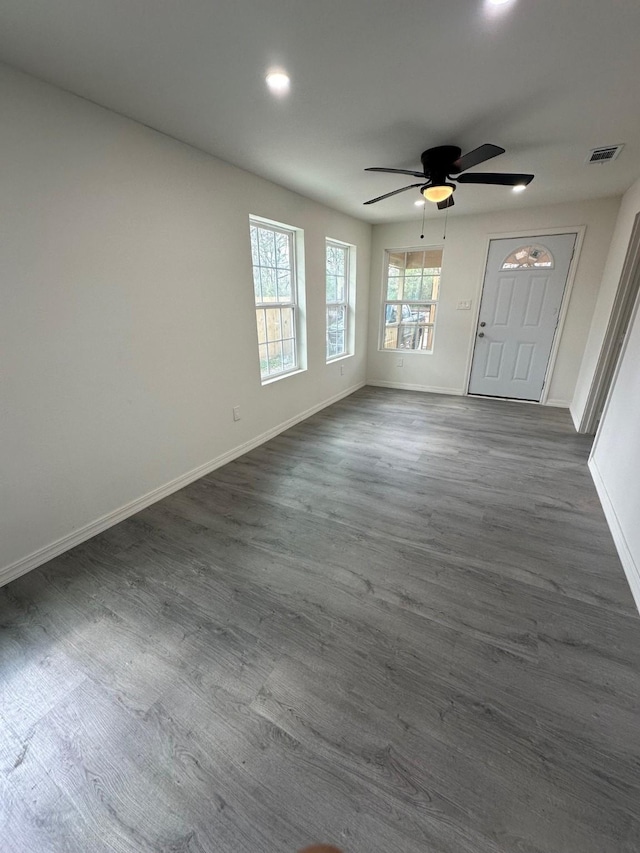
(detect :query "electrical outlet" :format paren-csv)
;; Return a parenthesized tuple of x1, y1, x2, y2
(232, 406, 241, 421)
(397, 357, 404, 367)
(457, 300, 472, 310)
(340, 363, 345, 376)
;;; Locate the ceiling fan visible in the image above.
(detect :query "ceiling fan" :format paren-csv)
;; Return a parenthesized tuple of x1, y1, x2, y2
(364, 144, 534, 209)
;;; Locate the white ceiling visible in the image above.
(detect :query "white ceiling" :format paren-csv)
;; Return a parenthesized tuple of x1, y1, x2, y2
(1, 0, 639, 223)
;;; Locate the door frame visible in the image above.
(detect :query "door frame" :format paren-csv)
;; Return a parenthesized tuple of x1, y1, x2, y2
(577, 213, 640, 434)
(463, 225, 586, 405)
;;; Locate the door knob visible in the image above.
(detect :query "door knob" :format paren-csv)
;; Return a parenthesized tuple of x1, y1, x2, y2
(478, 332, 485, 337)
(480, 321, 486, 327)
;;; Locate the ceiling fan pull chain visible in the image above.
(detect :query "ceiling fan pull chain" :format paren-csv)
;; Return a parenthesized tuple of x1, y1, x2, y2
(443, 205, 449, 241)
(420, 201, 426, 240)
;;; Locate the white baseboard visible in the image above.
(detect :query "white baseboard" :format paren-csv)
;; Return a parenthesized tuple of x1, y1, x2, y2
(569, 403, 582, 430)
(367, 381, 570, 408)
(589, 457, 640, 615)
(0, 381, 366, 589)
(366, 380, 464, 396)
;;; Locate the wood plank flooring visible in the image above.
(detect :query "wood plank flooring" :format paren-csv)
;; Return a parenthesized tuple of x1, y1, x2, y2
(2, 387, 640, 853)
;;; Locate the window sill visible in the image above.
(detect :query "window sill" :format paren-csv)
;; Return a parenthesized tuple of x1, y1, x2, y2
(326, 353, 354, 365)
(378, 348, 434, 355)
(261, 367, 307, 386)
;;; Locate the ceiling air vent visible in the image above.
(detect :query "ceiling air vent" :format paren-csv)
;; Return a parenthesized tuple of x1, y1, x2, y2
(586, 144, 624, 164)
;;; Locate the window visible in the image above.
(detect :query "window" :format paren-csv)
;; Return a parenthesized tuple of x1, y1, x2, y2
(325, 240, 351, 360)
(501, 245, 554, 269)
(250, 219, 300, 381)
(381, 248, 443, 352)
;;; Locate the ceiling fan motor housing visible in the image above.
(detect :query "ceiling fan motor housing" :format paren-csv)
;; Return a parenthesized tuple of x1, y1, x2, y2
(421, 145, 462, 180)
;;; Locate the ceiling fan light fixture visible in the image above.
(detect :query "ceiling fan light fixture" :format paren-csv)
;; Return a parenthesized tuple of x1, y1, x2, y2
(423, 184, 454, 204)
(513, 184, 527, 192)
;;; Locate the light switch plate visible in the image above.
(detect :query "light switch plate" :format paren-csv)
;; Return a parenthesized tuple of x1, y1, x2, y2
(457, 300, 472, 310)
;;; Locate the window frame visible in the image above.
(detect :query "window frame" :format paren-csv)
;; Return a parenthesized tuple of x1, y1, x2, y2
(325, 238, 352, 362)
(379, 246, 443, 354)
(250, 217, 303, 383)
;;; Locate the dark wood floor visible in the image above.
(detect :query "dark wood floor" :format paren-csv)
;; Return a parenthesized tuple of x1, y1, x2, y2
(2, 387, 640, 853)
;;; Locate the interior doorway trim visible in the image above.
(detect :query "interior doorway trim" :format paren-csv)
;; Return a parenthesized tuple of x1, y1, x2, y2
(462, 225, 586, 405)
(577, 213, 640, 434)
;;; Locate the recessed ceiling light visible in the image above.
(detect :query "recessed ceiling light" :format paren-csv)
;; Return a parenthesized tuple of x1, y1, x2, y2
(265, 70, 290, 96)
(414, 200, 425, 207)
(484, 0, 516, 18)
(513, 184, 527, 193)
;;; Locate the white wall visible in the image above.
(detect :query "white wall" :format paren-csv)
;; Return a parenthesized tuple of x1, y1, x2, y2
(571, 179, 640, 426)
(366, 199, 620, 404)
(0, 65, 371, 583)
(588, 177, 640, 613)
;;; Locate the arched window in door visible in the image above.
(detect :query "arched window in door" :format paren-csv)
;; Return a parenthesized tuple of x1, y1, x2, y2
(501, 244, 554, 270)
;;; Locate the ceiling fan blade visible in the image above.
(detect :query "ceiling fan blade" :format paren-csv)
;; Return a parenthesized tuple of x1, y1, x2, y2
(363, 183, 424, 205)
(437, 195, 455, 210)
(365, 167, 426, 178)
(450, 144, 505, 174)
(456, 172, 534, 186)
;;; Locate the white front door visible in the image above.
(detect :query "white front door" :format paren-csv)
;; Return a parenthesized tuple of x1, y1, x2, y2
(468, 233, 576, 401)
